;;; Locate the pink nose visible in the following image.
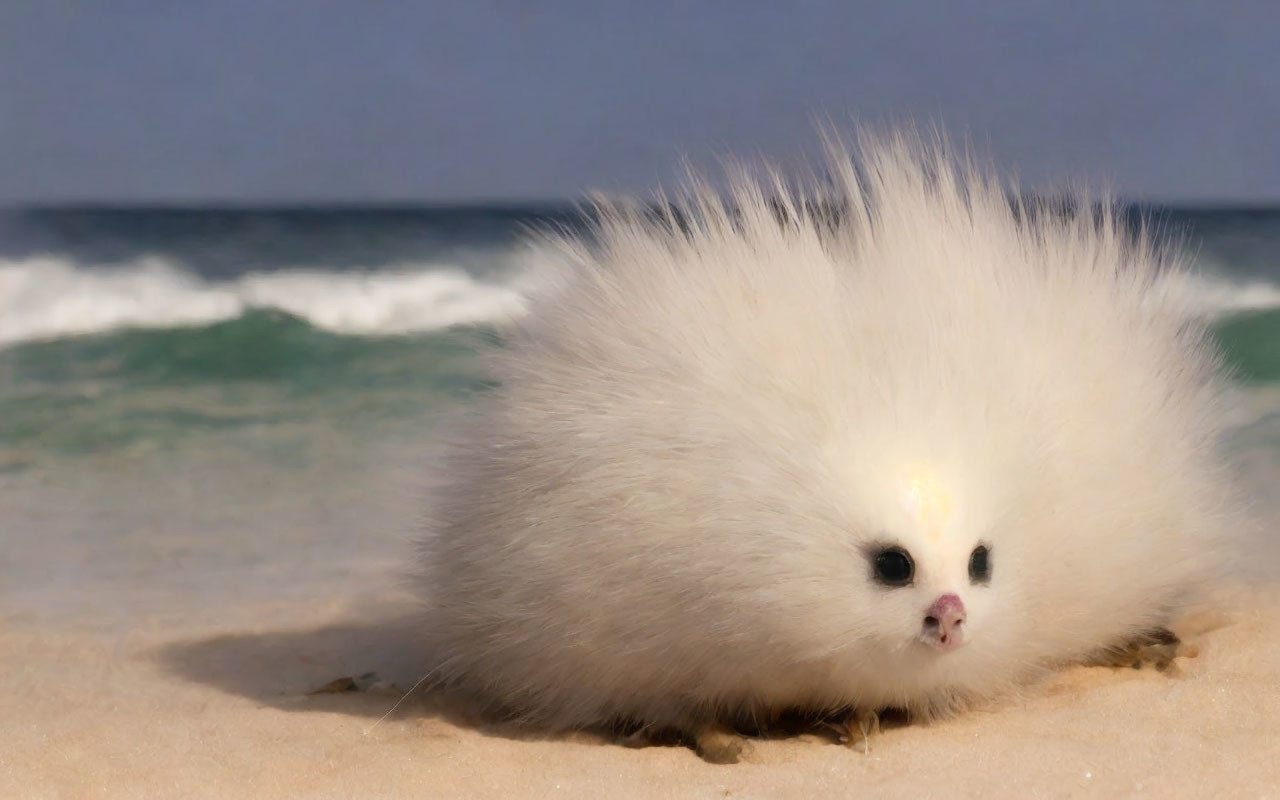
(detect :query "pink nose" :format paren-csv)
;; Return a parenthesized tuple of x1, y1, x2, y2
(922, 593, 967, 651)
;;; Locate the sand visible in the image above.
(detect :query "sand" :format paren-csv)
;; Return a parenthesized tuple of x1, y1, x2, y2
(1, 580, 1276, 799)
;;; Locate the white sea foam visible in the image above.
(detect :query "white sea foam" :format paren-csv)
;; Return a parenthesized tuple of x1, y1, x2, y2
(0, 252, 1275, 348)
(0, 256, 530, 346)
(1175, 273, 1280, 315)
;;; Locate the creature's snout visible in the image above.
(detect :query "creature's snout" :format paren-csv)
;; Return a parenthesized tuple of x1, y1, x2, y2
(921, 593, 966, 652)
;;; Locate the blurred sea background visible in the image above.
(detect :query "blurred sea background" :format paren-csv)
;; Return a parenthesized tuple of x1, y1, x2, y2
(2, 202, 1279, 627)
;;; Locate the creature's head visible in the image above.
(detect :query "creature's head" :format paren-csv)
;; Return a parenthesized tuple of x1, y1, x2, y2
(862, 466, 991, 652)
(845, 464, 1004, 660)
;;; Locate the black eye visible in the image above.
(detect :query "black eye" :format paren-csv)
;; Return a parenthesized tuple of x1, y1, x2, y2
(871, 547, 914, 587)
(969, 545, 991, 584)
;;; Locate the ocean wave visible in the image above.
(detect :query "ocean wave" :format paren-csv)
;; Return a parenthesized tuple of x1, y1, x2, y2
(1173, 273, 1280, 316)
(0, 256, 529, 346)
(2, 254, 1277, 348)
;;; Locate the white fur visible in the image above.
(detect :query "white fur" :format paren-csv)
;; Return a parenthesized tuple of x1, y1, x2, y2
(416, 130, 1235, 734)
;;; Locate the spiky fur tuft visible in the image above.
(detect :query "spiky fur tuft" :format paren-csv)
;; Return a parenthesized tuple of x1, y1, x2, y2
(416, 129, 1235, 737)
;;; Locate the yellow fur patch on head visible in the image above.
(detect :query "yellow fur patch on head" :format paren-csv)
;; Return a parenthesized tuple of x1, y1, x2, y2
(900, 466, 956, 541)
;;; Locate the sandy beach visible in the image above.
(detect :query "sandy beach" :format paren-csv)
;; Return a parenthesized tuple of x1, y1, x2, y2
(4, 584, 1278, 798)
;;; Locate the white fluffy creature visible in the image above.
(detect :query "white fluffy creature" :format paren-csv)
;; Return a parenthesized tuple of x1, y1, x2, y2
(417, 131, 1235, 762)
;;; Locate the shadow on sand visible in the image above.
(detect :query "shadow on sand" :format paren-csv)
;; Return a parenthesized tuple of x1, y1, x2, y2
(151, 615, 598, 745)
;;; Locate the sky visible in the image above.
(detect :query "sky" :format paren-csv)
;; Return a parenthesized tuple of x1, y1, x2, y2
(1, 1, 1278, 205)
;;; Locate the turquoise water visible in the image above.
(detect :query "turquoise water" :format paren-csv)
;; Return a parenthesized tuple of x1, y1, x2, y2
(1213, 308, 1280, 384)
(0, 311, 494, 459)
